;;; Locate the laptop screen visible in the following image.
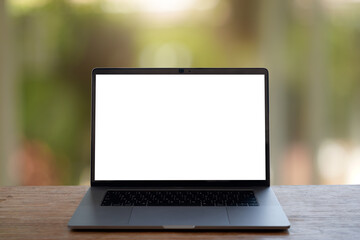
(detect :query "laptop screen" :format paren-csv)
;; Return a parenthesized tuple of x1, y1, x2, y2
(94, 74, 266, 181)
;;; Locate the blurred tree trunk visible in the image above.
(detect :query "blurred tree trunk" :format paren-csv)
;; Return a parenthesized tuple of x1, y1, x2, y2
(307, 0, 328, 184)
(0, 0, 18, 185)
(259, 0, 290, 184)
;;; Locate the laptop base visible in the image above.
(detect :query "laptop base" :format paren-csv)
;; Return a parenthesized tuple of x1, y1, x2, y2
(68, 187, 290, 230)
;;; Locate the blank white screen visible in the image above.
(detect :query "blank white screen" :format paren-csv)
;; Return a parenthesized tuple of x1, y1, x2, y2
(95, 74, 266, 180)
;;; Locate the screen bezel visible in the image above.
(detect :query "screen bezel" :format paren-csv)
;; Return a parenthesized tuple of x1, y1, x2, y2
(91, 68, 270, 187)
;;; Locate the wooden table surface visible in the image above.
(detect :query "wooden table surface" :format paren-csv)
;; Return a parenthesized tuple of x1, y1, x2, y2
(0, 185, 359, 239)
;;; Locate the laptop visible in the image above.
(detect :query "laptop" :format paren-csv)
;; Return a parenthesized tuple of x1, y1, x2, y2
(68, 68, 290, 230)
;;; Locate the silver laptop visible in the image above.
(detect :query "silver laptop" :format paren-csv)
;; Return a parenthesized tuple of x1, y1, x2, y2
(68, 68, 290, 230)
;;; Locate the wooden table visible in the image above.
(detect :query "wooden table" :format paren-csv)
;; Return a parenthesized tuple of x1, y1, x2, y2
(0, 185, 359, 239)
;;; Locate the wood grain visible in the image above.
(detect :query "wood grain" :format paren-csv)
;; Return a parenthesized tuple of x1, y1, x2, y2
(0, 185, 359, 239)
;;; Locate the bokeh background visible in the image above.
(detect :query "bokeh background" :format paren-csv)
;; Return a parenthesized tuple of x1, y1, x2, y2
(1, 0, 360, 186)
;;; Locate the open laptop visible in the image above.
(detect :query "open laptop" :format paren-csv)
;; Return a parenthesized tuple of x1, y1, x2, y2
(68, 68, 290, 230)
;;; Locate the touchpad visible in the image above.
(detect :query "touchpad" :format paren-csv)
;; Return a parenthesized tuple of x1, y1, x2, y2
(129, 207, 229, 226)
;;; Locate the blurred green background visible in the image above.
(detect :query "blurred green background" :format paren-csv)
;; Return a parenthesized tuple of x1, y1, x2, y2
(1, 0, 360, 186)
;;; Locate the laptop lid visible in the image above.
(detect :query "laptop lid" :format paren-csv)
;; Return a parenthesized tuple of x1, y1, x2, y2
(91, 68, 269, 188)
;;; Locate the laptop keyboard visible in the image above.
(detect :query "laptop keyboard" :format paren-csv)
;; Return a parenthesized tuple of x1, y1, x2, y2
(101, 190, 258, 206)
